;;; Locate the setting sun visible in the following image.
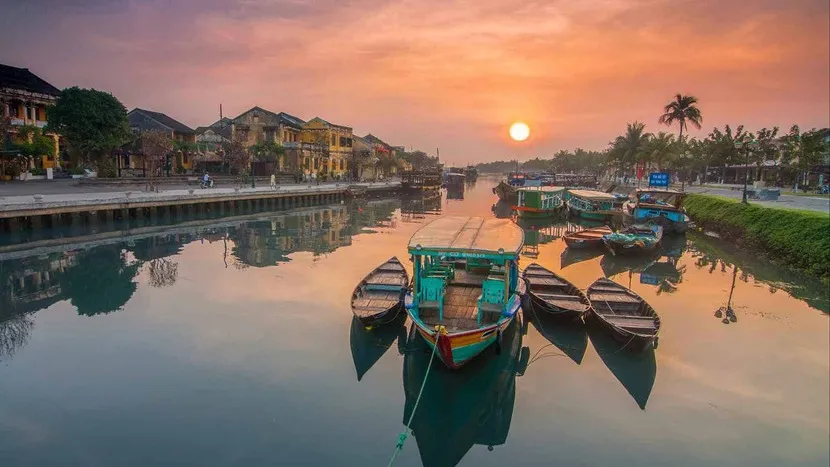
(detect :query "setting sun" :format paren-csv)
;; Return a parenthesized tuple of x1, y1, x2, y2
(509, 122, 530, 142)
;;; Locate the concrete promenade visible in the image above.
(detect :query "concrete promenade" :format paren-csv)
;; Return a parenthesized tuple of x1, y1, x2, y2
(0, 180, 400, 220)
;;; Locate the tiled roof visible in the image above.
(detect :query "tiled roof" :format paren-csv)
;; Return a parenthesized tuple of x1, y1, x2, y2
(129, 108, 195, 134)
(0, 64, 60, 96)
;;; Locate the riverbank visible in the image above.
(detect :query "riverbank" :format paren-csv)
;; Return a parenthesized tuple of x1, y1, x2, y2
(684, 194, 830, 280)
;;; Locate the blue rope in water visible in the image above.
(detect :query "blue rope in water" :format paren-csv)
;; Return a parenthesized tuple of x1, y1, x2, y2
(387, 328, 441, 467)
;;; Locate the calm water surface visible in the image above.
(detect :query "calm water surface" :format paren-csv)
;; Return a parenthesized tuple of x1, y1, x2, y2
(1, 178, 828, 466)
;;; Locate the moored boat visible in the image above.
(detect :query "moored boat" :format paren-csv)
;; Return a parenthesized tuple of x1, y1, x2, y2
(602, 224, 663, 256)
(522, 263, 590, 322)
(623, 189, 690, 233)
(586, 278, 661, 352)
(404, 216, 526, 369)
(512, 186, 566, 219)
(563, 225, 613, 249)
(566, 189, 620, 221)
(350, 257, 409, 327)
(492, 172, 528, 204)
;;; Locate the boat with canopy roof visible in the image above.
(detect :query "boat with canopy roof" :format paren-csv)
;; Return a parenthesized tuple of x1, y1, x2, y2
(404, 216, 526, 370)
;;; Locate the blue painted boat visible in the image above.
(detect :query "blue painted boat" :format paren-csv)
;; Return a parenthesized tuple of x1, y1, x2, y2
(623, 189, 690, 233)
(405, 216, 526, 370)
(602, 224, 663, 256)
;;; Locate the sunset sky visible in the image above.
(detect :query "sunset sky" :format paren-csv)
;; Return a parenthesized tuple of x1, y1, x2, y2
(2, 0, 828, 164)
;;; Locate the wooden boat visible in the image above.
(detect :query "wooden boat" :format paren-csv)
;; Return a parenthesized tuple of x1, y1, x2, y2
(563, 225, 612, 249)
(350, 257, 409, 327)
(512, 186, 566, 219)
(404, 216, 526, 369)
(565, 189, 620, 221)
(493, 181, 519, 205)
(522, 263, 590, 322)
(586, 278, 661, 352)
(603, 224, 663, 256)
(623, 189, 690, 234)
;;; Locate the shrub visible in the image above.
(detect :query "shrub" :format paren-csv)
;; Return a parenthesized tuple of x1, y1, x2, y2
(685, 194, 830, 279)
(29, 167, 46, 176)
(69, 167, 86, 175)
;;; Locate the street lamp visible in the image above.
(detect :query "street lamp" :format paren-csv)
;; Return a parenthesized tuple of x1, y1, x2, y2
(734, 137, 757, 204)
(680, 151, 691, 191)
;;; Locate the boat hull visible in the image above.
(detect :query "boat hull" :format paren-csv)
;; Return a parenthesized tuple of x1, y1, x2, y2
(585, 309, 657, 352)
(568, 205, 612, 221)
(493, 182, 518, 205)
(563, 236, 604, 249)
(414, 319, 514, 370)
(356, 302, 403, 327)
(603, 240, 660, 256)
(626, 208, 690, 234)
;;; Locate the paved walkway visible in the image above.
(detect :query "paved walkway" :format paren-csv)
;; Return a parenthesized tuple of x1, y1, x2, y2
(0, 181, 400, 214)
(683, 185, 829, 213)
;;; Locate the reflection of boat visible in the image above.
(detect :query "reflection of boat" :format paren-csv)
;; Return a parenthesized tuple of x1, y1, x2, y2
(446, 185, 465, 200)
(523, 263, 589, 322)
(491, 201, 513, 219)
(603, 224, 663, 256)
(527, 310, 588, 365)
(588, 325, 657, 409)
(405, 217, 525, 369)
(464, 165, 479, 182)
(402, 170, 443, 192)
(402, 317, 529, 466)
(560, 248, 604, 269)
(600, 252, 659, 279)
(586, 278, 660, 352)
(350, 257, 409, 327)
(563, 225, 612, 249)
(349, 314, 406, 381)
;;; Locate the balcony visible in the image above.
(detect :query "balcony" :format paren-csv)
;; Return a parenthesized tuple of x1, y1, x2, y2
(34, 120, 47, 129)
(10, 118, 25, 126)
(282, 141, 299, 149)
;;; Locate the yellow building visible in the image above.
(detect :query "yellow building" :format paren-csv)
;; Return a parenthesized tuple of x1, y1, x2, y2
(300, 117, 353, 179)
(1, 64, 61, 171)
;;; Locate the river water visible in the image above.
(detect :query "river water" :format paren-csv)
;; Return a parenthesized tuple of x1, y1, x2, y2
(1, 177, 828, 467)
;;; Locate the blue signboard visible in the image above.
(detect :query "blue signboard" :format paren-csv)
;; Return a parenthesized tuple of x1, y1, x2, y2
(648, 172, 670, 187)
(640, 273, 660, 285)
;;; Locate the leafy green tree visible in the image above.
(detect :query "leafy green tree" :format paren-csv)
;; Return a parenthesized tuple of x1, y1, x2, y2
(658, 94, 703, 141)
(642, 131, 676, 171)
(608, 122, 651, 176)
(12, 125, 56, 160)
(706, 125, 748, 182)
(45, 87, 132, 170)
(752, 127, 779, 181)
(249, 141, 285, 166)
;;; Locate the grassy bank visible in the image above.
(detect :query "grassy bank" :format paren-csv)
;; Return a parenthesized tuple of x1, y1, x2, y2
(684, 194, 830, 280)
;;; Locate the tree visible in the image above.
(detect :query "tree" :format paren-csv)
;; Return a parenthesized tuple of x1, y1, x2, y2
(375, 151, 399, 178)
(350, 148, 372, 180)
(658, 94, 703, 142)
(45, 87, 132, 172)
(642, 131, 676, 171)
(12, 125, 56, 163)
(249, 141, 285, 169)
(399, 150, 439, 171)
(140, 130, 173, 190)
(608, 122, 651, 177)
(752, 127, 779, 181)
(221, 133, 251, 181)
(706, 125, 747, 182)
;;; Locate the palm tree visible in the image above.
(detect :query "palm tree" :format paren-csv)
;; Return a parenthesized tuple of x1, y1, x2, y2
(609, 122, 652, 177)
(643, 131, 676, 171)
(659, 94, 703, 142)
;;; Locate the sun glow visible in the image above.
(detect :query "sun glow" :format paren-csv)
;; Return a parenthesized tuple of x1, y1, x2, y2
(509, 122, 530, 142)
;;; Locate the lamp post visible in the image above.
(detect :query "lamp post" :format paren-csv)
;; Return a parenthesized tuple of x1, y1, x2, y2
(680, 151, 691, 191)
(734, 137, 757, 204)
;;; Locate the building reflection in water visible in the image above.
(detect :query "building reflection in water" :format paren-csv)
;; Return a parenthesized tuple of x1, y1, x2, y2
(0, 198, 402, 360)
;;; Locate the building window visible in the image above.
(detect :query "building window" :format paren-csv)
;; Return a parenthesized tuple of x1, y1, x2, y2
(25, 106, 32, 120)
(340, 159, 344, 171)
(183, 152, 189, 164)
(331, 135, 336, 146)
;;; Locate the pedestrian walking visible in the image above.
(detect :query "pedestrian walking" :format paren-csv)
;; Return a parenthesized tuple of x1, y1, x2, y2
(270, 174, 276, 190)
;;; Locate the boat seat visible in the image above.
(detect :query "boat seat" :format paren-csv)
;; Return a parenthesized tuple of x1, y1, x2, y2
(417, 276, 446, 320)
(535, 293, 582, 301)
(604, 315, 657, 331)
(477, 277, 505, 324)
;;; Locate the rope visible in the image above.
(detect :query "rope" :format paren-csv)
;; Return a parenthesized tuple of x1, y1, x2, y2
(387, 327, 441, 467)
